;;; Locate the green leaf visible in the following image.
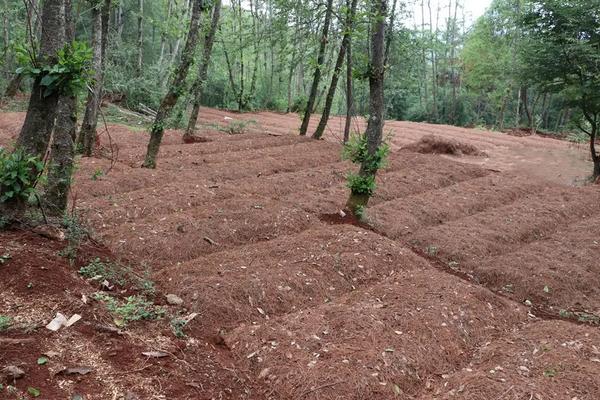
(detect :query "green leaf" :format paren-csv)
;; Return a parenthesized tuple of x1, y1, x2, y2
(40, 74, 59, 87)
(37, 356, 48, 365)
(27, 387, 41, 397)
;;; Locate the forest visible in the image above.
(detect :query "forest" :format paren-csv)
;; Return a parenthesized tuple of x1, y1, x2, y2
(0, 0, 599, 399)
(1, 1, 599, 133)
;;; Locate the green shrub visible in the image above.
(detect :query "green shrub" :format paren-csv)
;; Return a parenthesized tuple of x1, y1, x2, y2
(0, 147, 44, 204)
(342, 134, 389, 196)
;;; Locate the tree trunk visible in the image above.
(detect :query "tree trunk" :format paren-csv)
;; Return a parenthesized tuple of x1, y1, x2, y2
(184, 0, 221, 140)
(4, 75, 23, 98)
(16, 0, 66, 160)
(78, 0, 106, 156)
(346, 0, 387, 214)
(313, 0, 358, 140)
(45, 0, 76, 216)
(343, 1, 354, 143)
(136, 0, 144, 75)
(159, 0, 173, 65)
(298, 0, 333, 136)
(143, 0, 203, 168)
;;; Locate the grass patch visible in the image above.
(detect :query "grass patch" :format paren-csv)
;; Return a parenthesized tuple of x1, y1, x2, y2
(93, 293, 164, 326)
(0, 315, 12, 331)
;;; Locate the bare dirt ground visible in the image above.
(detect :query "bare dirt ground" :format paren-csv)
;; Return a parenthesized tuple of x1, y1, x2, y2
(1, 106, 599, 400)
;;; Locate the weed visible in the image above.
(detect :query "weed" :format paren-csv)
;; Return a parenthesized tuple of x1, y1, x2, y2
(222, 119, 255, 135)
(59, 214, 88, 262)
(0, 315, 12, 331)
(543, 368, 557, 378)
(91, 168, 104, 181)
(137, 266, 156, 296)
(567, 131, 588, 144)
(425, 245, 438, 256)
(93, 293, 164, 326)
(559, 309, 600, 324)
(80, 258, 127, 285)
(170, 318, 188, 338)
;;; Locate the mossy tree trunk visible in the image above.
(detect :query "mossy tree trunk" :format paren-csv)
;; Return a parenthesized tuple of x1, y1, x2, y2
(16, 0, 66, 160)
(346, 0, 387, 214)
(79, 0, 111, 157)
(184, 0, 221, 140)
(298, 0, 333, 136)
(313, 0, 358, 140)
(45, 0, 77, 216)
(142, 0, 204, 168)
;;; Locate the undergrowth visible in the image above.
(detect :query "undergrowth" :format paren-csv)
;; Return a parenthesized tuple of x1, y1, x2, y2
(93, 293, 164, 327)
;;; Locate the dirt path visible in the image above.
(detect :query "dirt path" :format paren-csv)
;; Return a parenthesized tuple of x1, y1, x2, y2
(1, 108, 599, 399)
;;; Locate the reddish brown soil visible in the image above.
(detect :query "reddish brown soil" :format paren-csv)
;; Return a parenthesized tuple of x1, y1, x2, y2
(403, 134, 487, 157)
(1, 106, 599, 399)
(0, 230, 254, 399)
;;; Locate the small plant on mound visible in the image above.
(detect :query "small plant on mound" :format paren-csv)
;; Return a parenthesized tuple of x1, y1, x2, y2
(342, 134, 389, 217)
(59, 213, 89, 263)
(222, 119, 255, 135)
(80, 258, 128, 286)
(0, 315, 12, 331)
(93, 293, 164, 326)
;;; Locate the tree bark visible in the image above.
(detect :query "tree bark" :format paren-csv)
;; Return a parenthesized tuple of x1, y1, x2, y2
(45, 0, 76, 216)
(299, 0, 334, 136)
(16, 0, 66, 160)
(184, 0, 221, 140)
(78, 0, 108, 156)
(346, 0, 387, 214)
(143, 0, 204, 168)
(313, 0, 358, 140)
(136, 0, 144, 75)
(343, 1, 354, 143)
(4, 75, 23, 98)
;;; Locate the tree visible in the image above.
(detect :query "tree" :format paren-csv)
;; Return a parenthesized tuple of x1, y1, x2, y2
(184, 0, 221, 141)
(142, 0, 204, 168)
(16, 0, 66, 160)
(345, 0, 388, 216)
(45, 0, 77, 215)
(520, 0, 600, 178)
(78, 0, 111, 157)
(313, 0, 358, 140)
(299, 0, 334, 136)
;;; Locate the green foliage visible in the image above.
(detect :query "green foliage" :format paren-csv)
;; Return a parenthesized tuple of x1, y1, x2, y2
(222, 119, 255, 135)
(520, 0, 600, 128)
(80, 258, 127, 285)
(16, 41, 93, 97)
(0, 147, 44, 204)
(346, 172, 376, 196)
(342, 134, 389, 197)
(93, 293, 164, 325)
(342, 133, 389, 173)
(59, 214, 88, 262)
(0, 315, 12, 331)
(170, 318, 188, 338)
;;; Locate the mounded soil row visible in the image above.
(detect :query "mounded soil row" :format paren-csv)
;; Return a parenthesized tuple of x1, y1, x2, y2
(369, 173, 549, 239)
(74, 140, 342, 199)
(225, 269, 526, 400)
(421, 320, 600, 399)
(471, 214, 600, 314)
(407, 186, 599, 267)
(101, 196, 318, 267)
(156, 223, 429, 330)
